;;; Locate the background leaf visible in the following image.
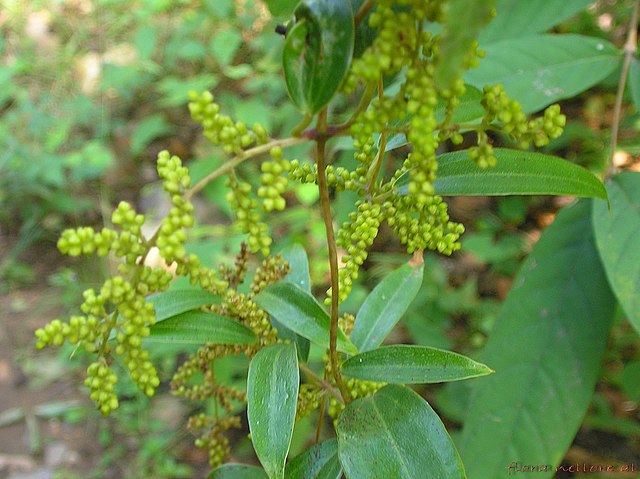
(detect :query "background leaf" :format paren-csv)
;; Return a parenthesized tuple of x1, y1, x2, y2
(435, 0, 495, 89)
(337, 385, 465, 479)
(342, 345, 493, 384)
(479, 0, 594, 44)
(254, 282, 358, 354)
(147, 310, 256, 345)
(148, 289, 221, 322)
(351, 262, 423, 352)
(592, 172, 640, 333)
(248, 344, 299, 479)
(430, 148, 607, 198)
(263, 0, 300, 17)
(459, 200, 616, 478)
(285, 439, 342, 479)
(208, 464, 268, 479)
(465, 34, 621, 113)
(629, 57, 640, 112)
(275, 244, 312, 361)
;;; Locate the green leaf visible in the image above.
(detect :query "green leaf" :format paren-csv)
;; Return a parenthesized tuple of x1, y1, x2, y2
(351, 262, 423, 352)
(464, 34, 621, 113)
(459, 200, 616, 478)
(275, 244, 312, 361)
(210, 29, 243, 66)
(629, 57, 640, 112)
(208, 464, 268, 479)
(592, 172, 640, 333)
(337, 385, 465, 479)
(248, 344, 299, 479)
(130, 115, 172, 156)
(263, 0, 300, 17)
(147, 311, 257, 345)
(435, 0, 495, 89)
(479, 0, 594, 44)
(283, 0, 355, 114)
(148, 289, 222, 322)
(285, 439, 341, 479)
(254, 282, 358, 355)
(342, 345, 493, 384)
(428, 148, 607, 199)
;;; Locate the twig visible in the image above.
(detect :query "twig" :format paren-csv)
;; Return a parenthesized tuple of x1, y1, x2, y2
(354, 0, 374, 27)
(608, 0, 639, 178)
(299, 363, 344, 406)
(315, 109, 350, 403)
(186, 136, 308, 200)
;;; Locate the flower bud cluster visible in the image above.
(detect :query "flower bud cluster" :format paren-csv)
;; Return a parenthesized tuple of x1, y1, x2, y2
(188, 91, 268, 154)
(189, 414, 241, 467)
(85, 361, 119, 416)
(328, 201, 383, 304)
(225, 175, 272, 256)
(156, 150, 195, 263)
(258, 146, 290, 212)
(296, 383, 322, 420)
(482, 84, 566, 151)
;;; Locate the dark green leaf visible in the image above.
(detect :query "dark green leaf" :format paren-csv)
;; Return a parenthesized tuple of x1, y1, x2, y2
(147, 310, 256, 345)
(276, 244, 312, 361)
(427, 148, 607, 199)
(479, 0, 594, 43)
(208, 464, 268, 479)
(130, 115, 172, 156)
(465, 34, 621, 113)
(351, 262, 423, 352)
(263, 0, 300, 17)
(435, 0, 495, 89)
(248, 344, 299, 479)
(459, 200, 616, 478)
(254, 282, 358, 354)
(283, 0, 355, 113)
(592, 172, 640, 332)
(285, 439, 341, 479)
(337, 385, 465, 479)
(342, 345, 493, 384)
(149, 289, 221, 322)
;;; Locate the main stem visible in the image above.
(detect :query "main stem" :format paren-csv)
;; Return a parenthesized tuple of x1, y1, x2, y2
(316, 109, 350, 403)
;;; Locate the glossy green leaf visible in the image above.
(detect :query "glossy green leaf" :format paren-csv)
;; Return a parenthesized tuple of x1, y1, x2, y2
(147, 311, 256, 345)
(275, 244, 312, 361)
(208, 464, 268, 479)
(337, 385, 465, 479)
(459, 200, 616, 478)
(263, 0, 300, 17)
(149, 289, 221, 322)
(248, 344, 299, 479)
(254, 282, 358, 355)
(629, 57, 640, 112)
(285, 439, 341, 479)
(435, 0, 495, 89)
(592, 172, 640, 333)
(479, 0, 594, 44)
(283, 0, 354, 113)
(465, 34, 621, 113)
(351, 262, 423, 352)
(431, 149, 607, 199)
(342, 345, 493, 384)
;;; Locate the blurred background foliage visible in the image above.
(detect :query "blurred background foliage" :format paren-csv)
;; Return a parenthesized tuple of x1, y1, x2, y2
(0, 1, 639, 478)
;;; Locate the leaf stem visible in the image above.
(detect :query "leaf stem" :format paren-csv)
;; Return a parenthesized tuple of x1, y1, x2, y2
(608, 0, 639, 178)
(354, 0, 374, 27)
(315, 108, 350, 403)
(185, 136, 308, 200)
